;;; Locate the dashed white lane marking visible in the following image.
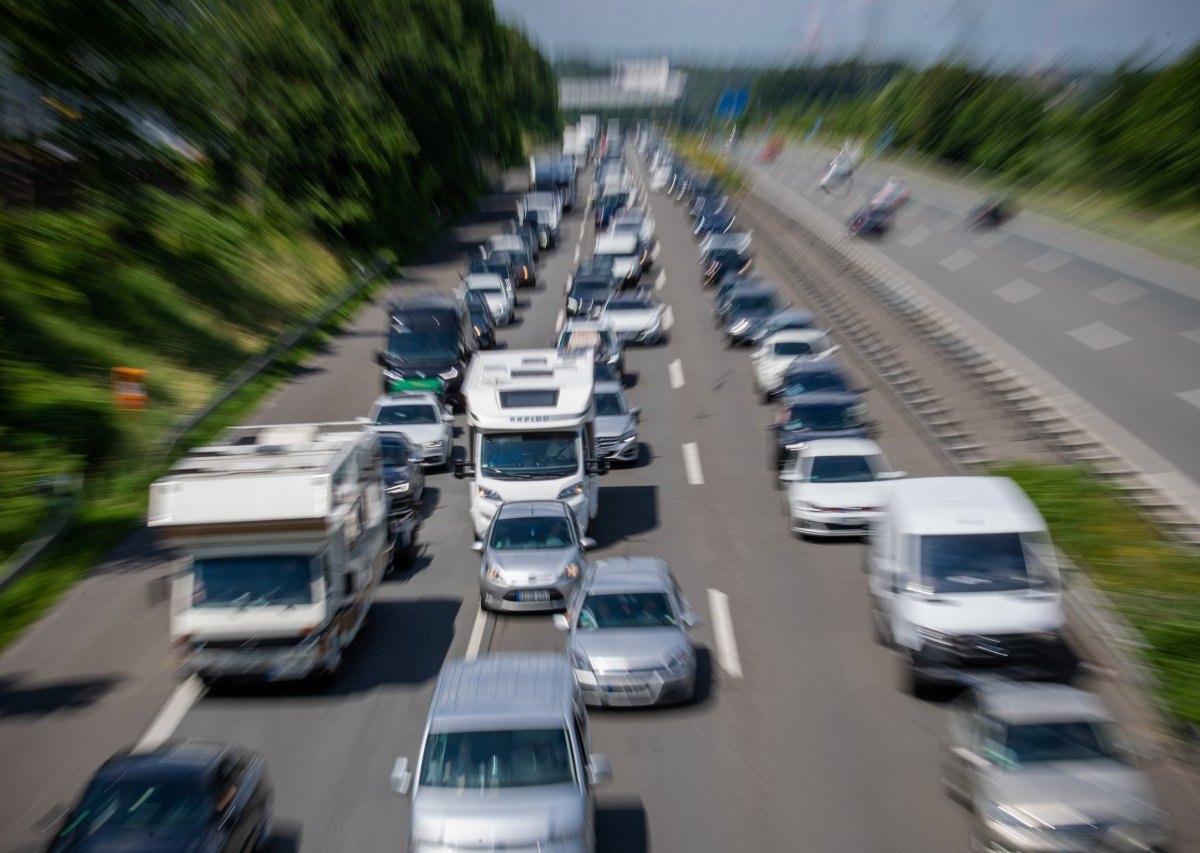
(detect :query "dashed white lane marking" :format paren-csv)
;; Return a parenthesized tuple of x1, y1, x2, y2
(707, 589, 743, 679)
(1068, 321, 1130, 350)
(972, 230, 1009, 249)
(1027, 249, 1073, 274)
(662, 305, 675, 330)
(1182, 328, 1200, 345)
(994, 278, 1042, 304)
(898, 226, 931, 248)
(668, 359, 685, 389)
(1090, 279, 1147, 306)
(573, 244, 580, 264)
(554, 308, 565, 332)
(465, 607, 488, 661)
(933, 213, 961, 231)
(136, 675, 204, 751)
(655, 270, 666, 290)
(1177, 390, 1200, 410)
(682, 442, 704, 485)
(940, 248, 978, 272)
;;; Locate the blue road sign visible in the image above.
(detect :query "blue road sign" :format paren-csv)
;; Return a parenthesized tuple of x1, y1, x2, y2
(714, 88, 749, 121)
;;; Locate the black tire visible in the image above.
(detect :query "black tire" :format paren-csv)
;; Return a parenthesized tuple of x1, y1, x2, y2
(900, 653, 929, 700)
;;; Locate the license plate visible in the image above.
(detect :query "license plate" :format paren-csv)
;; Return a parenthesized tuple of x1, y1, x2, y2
(516, 590, 551, 602)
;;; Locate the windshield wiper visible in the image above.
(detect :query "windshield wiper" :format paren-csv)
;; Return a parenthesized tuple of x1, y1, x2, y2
(252, 587, 282, 608)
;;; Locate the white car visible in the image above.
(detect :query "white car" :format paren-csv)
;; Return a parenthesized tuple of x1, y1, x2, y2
(613, 207, 656, 243)
(462, 273, 514, 325)
(750, 329, 838, 395)
(780, 439, 905, 537)
(365, 392, 455, 468)
(598, 292, 665, 345)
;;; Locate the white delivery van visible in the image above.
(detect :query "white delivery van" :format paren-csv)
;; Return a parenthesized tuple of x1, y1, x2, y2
(866, 476, 1075, 694)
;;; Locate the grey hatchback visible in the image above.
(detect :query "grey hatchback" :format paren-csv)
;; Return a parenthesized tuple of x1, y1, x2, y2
(476, 501, 595, 613)
(555, 557, 702, 707)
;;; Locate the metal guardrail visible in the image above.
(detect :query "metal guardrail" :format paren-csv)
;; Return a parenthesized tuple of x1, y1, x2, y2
(0, 257, 389, 594)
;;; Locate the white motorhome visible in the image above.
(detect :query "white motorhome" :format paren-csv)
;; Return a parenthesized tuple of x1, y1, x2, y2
(149, 423, 390, 682)
(866, 476, 1074, 694)
(456, 350, 606, 538)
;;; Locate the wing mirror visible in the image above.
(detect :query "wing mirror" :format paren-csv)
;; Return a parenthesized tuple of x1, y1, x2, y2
(552, 613, 570, 632)
(355, 416, 371, 424)
(389, 757, 413, 795)
(949, 746, 989, 771)
(580, 536, 597, 550)
(587, 753, 613, 786)
(681, 611, 703, 628)
(454, 460, 474, 479)
(375, 351, 389, 367)
(630, 406, 642, 420)
(877, 470, 908, 481)
(470, 541, 484, 552)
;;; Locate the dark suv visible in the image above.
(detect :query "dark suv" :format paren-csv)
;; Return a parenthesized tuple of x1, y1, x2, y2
(377, 293, 476, 405)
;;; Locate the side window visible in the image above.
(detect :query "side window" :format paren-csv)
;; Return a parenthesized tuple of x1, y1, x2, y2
(571, 711, 590, 778)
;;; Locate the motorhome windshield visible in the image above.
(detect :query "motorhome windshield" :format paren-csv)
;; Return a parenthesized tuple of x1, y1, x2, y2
(480, 431, 580, 480)
(191, 556, 315, 608)
(419, 729, 576, 789)
(917, 532, 1053, 593)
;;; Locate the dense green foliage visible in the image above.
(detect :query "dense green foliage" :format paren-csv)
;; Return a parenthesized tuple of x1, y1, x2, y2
(753, 50, 1200, 208)
(0, 0, 557, 563)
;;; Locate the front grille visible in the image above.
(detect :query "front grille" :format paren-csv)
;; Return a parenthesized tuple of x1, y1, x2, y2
(501, 589, 563, 603)
(596, 436, 621, 454)
(950, 633, 1041, 664)
(196, 636, 307, 651)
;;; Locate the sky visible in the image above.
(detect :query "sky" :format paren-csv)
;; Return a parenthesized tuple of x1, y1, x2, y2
(492, 0, 1200, 68)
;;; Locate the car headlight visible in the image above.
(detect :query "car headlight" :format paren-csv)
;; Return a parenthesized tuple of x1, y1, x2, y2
(568, 648, 592, 671)
(792, 499, 814, 511)
(423, 440, 442, 448)
(484, 563, 505, 583)
(664, 648, 692, 673)
(438, 366, 459, 380)
(478, 486, 501, 502)
(982, 801, 1036, 829)
(557, 483, 585, 500)
(561, 562, 580, 579)
(388, 482, 411, 494)
(620, 429, 637, 443)
(728, 319, 750, 334)
(915, 626, 955, 646)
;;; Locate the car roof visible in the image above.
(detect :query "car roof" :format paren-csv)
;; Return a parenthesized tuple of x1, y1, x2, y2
(801, 438, 883, 457)
(586, 557, 672, 593)
(771, 308, 816, 322)
(373, 392, 441, 408)
(99, 739, 232, 782)
(976, 682, 1113, 725)
(785, 391, 861, 407)
(429, 653, 576, 729)
(389, 292, 458, 312)
(465, 273, 504, 287)
(884, 477, 1046, 535)
(764, 329, 828, 343)
(593, 381, 625, 395)
(495, 500, 574, 520)
(782, 358, 849, 376)
(729, 284, 778, 298)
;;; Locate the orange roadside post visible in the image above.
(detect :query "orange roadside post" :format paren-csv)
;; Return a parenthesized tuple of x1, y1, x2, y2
(112, 367, 149, 411)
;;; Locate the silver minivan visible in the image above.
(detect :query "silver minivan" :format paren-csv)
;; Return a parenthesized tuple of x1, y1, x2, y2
(390, 653, 612, 852)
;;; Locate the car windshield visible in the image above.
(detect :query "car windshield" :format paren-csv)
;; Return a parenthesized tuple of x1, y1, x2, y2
(376, 404, 439, 425)
(594, 363, 621, 383)
(614, 223, 640, 234)
(784, 403, 862, 431)
(480, 431, 579, 479)
(996, 721, 1116, 767)
(387, 324, 458, 363)
(59, 777, 210, 839)
(807, 454, 879, 483)
(774, 341, 816, 356)
(490, 516, 576, 550)
(708, 249, 747, 265)
(419, 729, 576, 789)
(580, 256, 615, 274)
(381, 439, 416, 466)
(780, 371, 849, 395)
(594, 392, 627, 416)
(601, 193, 628, 208)
(917, 532, 1042, 593)
(577, 592, 677, 630)
(571, 283, 610, 299)
(732, 295, 776, 313)
(605, 299, 649, 311)
(191, 555, 315, 608)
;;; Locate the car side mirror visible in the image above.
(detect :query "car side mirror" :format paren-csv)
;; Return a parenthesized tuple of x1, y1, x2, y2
(779, 470, 801, 483)
(375, 351, 388, 367)
(877, 470, 907, 481)
(389, 757, 413, 795)
(355, 416, 371, 424)
(630, 407, 641, 420)
(552, 613, 570, 631)
(681, 611, 703, 628)
(443, 413, 454, 423)
(454, 460, 473, 479)
(949, 746, 989, 770)
(470, 541, 484, 552)
(580, 536, 597, 550)
(587, 753, 613, 786)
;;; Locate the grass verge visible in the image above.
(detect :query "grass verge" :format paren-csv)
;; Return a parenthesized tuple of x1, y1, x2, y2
(994, 462, 1200, 729)
(673, 134, 748, 195)
(0, 276, 386, 652)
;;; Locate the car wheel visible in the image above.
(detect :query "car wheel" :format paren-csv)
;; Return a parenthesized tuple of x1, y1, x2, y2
(900, 653, 928, 699)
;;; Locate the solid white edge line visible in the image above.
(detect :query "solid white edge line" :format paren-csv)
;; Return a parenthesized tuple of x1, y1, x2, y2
(554, 308, 565, 332)
(682, 442, 704, 485)
(707, 589, 743, 679)
(465, 607, 488, 661)
(136, 674, 205, 751)
(668, 359, 685, 389)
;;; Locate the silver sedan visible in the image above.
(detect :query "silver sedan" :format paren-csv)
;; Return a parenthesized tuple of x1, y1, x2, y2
(475, 500, 594, 613)
(555, 557, 701, 707)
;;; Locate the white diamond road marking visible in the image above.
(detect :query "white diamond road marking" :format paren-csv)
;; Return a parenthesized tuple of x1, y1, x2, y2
(994, 279, 1042, 304)
(899, 226, 931, 248)
(1090, 279, 1147, 306)
(971, 230, 1009, 249)
(1068, 321, 1130, 350)
(940, 249, 978, 272)
(1182, 328, 1200, 345)
(933, 213, 961, 231)
(1178, 390, 1200, 411)
(1027, 249, 1073, 274)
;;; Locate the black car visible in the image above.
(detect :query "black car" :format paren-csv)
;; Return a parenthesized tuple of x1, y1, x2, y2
(694, 209, 737, 239)
(566, 273, 615, 317)
(575, 255, 619, 287)
(522, 209, 555, 250)
(769, 392, 871, 469)
(765, 359, 855, 403)
(510, 222, 541, 263)
(464, 289, 497, 349)
(48, 740, 272, 853)
(702, 246, 753, 285)
(380, 433, 424, 567)
(376, 294, 476, 404)
(594, 192, 629, 229)
(746, 307, 818, 344)
(718, 284, 782, 345)
(488, 247, 536, 287)
(847, 203, 895, 236)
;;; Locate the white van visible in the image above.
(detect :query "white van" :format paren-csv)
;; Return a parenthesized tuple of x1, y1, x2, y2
(390, 653, 612, 853)
(866, 477, 1075, 694)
